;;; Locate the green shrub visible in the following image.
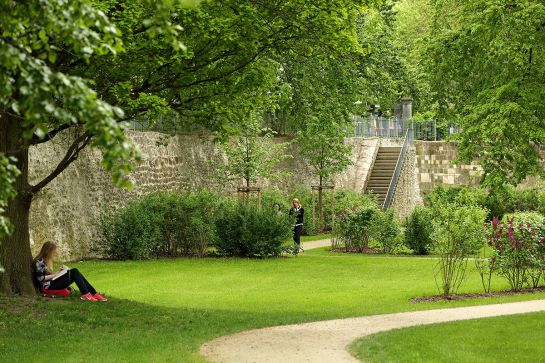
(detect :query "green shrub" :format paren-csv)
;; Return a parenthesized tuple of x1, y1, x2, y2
(215, 203, 292, 258)
(335, 205, 380, 253)
(431, 203, 487, 296)
(425, 184, 545, 221)
(286, 187, 378, 235)
(488, 215, 545, 291)
(259, 188, 291, 211)
(502, 211, 545, 226)
(373, 209, 402, 254)
(97, 191, 223, 260)
(403, 206, 434, 255)
(425, 185, 480, 208)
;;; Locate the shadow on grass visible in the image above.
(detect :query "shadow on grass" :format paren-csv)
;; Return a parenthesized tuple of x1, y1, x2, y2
(0, 295, 323, 363)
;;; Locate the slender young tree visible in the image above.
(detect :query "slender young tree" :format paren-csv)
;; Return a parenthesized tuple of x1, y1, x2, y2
(215, 117, 292, 190)
(297, 118, 353, 230)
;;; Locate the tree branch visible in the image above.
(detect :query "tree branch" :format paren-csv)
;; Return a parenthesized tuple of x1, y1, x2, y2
(29, 131, 92, 194)
(30, 123, 77, 145)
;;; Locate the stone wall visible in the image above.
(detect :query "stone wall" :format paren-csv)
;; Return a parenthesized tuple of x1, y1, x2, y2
(414, 141, 481, 198)
(390, 148, 418, 220)
(28, 132, 487, 261)
(28, 132, 379, 260)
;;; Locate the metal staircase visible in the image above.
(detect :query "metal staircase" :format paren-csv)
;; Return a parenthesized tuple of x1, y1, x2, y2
(366, 129, 413, 209)
(366, 147, 401, 207)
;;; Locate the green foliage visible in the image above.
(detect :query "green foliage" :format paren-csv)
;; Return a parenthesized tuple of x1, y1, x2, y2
(0, 155, 19, 236)
(285, 187, 377, 235)
(260, 188, 291, 212)
(97, 191, 222, 260)
(0, 0, 145, 188)
(336, 205, 380, 253)
(426, 0, 545, 187)
(502, 211, 545, 226)
(373, 209, 402, 254)
(214, 117, 292, 188)
(488, 215, 545, 291)
(297, 118, 353, 186)
(431, 203, 487, 296)
(425, 184, 545, 221)
(334, 201, 402, 254)
(425, 185, 480, 208)
(403, 206, 434, 255)
(264, 2, 409, 133)
(215, 203, 292, 258)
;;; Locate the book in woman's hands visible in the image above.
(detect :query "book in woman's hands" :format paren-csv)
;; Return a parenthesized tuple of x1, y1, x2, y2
(52, 265, 70, 280)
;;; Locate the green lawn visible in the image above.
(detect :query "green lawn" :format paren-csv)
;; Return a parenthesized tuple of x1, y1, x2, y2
(351, 312, 545, 363)
(1, 248, 544, 362)
(300, 233, 332, 242)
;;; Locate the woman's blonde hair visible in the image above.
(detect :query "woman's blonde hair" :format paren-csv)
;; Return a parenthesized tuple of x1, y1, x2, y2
(33, 241, 57, 273)
(292, 198, 301, 207)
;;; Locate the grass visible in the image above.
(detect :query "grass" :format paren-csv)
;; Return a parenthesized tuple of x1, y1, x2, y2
(300, 233, 332, 242)
(1, 248, 545, 362)
(351, 312, 545, 362)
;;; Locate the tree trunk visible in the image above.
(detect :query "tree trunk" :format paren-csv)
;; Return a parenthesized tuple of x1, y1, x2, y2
(318, 176, 323, 231)
(0, 113, 35, 295)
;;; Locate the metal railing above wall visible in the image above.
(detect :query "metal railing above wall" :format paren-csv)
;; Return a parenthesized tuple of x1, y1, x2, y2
(382, 128, 413, 210)
(353, 116, 452, 141)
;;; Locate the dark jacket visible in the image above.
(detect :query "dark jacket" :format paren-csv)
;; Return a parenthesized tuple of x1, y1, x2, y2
(289, 207, 304, 226)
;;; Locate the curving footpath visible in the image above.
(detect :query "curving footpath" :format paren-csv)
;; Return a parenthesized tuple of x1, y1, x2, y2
(201, 298, 545, 363)
(301, 239, 332, 251)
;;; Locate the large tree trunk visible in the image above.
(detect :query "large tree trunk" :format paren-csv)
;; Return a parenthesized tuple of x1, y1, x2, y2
(0, 114, 35, 295)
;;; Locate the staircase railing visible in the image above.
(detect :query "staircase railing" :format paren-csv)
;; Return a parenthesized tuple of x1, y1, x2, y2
(382, 129, 413, 210)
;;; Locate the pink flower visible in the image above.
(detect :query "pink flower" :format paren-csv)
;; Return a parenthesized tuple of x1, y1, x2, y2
(492, 216, 500, 230)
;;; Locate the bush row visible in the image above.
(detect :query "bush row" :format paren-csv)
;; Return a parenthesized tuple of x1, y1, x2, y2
(96, 191, 292, 260)
(424, 184, 545, 220)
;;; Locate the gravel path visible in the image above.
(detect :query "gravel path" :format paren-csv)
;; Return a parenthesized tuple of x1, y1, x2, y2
(200, 299, 545, 363)
(301, 239, 332, 250)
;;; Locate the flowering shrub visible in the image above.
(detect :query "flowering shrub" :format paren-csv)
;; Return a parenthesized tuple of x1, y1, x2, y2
(488, 215, 545, 291)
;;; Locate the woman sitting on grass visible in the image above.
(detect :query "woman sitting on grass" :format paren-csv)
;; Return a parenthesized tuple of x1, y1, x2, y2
(33, 241, 107, 302)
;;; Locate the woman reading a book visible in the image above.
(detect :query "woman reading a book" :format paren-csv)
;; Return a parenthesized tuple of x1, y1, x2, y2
(33, 241, 107, 302)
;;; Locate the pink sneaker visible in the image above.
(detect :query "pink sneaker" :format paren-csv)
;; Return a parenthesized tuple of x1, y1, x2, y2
(93, 293, 108, 302)
(80, 293, 97, 302)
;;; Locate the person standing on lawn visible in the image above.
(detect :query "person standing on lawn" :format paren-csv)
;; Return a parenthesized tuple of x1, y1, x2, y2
(289, 198, 304, 247)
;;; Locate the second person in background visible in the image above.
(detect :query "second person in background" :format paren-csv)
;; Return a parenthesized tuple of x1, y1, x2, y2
(289, 198, 304, 247)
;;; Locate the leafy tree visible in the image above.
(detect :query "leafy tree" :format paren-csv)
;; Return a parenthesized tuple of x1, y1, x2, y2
(392, 0, 435, 114)
(0, 0, 144, 294)
(298, 118, 353, 230)
(215, 116, 292, 189)
(266, 3, 410, 134)
(427, 0, 545, 187)
(1, 0, 369, 294)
